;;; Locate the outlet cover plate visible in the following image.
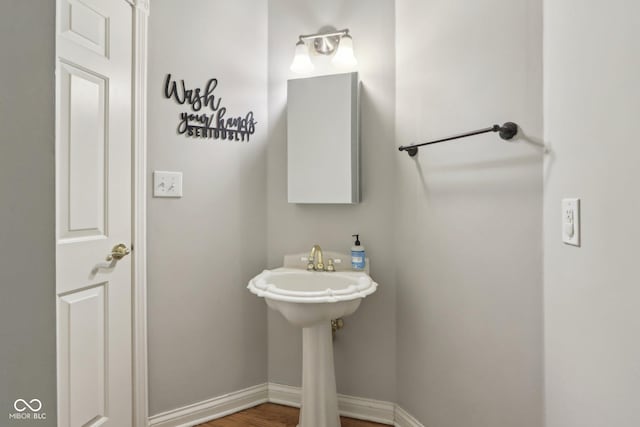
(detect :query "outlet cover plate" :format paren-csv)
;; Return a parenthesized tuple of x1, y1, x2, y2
(153, 171, 183, 198)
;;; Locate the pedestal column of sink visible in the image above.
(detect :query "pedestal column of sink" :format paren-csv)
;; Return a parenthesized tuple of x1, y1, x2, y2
(298, 321, 340, 427)
(247, 266, 377, 426)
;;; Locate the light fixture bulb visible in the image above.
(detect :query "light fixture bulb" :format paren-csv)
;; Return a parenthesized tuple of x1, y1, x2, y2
(331, 34, 357, 69)
(290, 41, 314, 73)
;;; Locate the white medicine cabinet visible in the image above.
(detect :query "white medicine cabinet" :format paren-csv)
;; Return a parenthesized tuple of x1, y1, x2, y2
(287, 72, 359, 204)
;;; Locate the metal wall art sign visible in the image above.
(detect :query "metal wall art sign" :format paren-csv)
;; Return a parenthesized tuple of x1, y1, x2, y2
(163, 74, 257, 142)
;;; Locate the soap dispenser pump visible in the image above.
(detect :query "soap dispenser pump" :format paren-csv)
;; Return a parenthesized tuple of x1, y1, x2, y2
(351, 234, 366, 270)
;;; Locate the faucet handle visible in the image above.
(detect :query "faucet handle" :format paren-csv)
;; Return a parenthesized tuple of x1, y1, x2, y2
(326, 259, 335, 272)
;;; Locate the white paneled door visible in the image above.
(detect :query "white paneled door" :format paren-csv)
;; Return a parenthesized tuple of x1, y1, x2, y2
(55, 0, 133, 426)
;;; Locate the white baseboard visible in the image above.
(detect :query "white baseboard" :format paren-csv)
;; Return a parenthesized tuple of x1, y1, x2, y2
(147, 382, 423, 427)
(267, 382, 301, 408)
(339, 392, 396, 424)
(268, 382, 395, 425)
(148, 383, 268, 427)
(394, 404, 425, 427)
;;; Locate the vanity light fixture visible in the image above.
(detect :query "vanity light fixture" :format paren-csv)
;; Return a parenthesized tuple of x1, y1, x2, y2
(289, 28, 358, 73)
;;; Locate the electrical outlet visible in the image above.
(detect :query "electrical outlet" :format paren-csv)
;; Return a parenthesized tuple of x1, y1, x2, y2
(153, 171, 183, 198)
(562, 198, 580, 246)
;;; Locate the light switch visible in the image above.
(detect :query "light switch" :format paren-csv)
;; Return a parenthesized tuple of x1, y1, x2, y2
(153, 171, 183, 198)
(562, 198, 580, 246)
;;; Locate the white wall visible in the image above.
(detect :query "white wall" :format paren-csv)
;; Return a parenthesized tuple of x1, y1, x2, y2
(0, 1, 57, 426)
(395, 0, 543, 426)
(266, 0, 397, 402)
(147, 0, 268, 415)
(543, 0, 640, 426)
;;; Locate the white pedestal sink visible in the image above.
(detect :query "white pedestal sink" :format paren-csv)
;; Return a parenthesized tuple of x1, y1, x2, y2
(248, 260, 377, 427)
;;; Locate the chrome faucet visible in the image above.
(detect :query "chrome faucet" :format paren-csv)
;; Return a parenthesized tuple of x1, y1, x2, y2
(307, 245, 325, 271)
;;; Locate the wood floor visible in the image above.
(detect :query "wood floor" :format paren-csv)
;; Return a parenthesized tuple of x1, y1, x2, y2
(196, 403, 389, 427)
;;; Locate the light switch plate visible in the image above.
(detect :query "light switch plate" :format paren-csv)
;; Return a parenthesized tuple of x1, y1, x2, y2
(562, 198, 580, 246)
(153, 171, 183, 198)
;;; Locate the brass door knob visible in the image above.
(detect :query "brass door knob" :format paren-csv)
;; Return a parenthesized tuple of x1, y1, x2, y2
(106, 243, 131, 261)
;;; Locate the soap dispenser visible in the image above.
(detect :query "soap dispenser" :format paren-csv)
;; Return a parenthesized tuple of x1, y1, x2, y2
(351, 234, 366, 270)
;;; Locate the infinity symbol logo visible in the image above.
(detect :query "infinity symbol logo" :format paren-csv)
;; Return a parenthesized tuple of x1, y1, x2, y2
(13, 399, 42, 412)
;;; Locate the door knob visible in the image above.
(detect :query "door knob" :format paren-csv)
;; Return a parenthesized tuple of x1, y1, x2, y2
(106, 243, 131, 261)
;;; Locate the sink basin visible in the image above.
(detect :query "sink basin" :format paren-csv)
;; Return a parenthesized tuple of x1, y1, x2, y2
(248, 268, 376, 327)
(248, 258, 377, 427)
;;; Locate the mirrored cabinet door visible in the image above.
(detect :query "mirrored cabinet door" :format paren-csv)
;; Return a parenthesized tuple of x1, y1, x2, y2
(287, 72, 359, 204)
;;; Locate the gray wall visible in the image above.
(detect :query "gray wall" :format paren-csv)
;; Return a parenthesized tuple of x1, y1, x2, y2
(0, 1, 57, 426)
(395, 0, 543, 426)
(543, 0, 640, 426)
(144, 1, 640, 425)
(266, 0, 397, 402)
(147, 0, 269, 415)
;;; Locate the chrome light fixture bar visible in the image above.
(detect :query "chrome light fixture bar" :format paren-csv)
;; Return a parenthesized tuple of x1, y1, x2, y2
(290, 27, 358, 73)
(299, 28, 350, 55)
